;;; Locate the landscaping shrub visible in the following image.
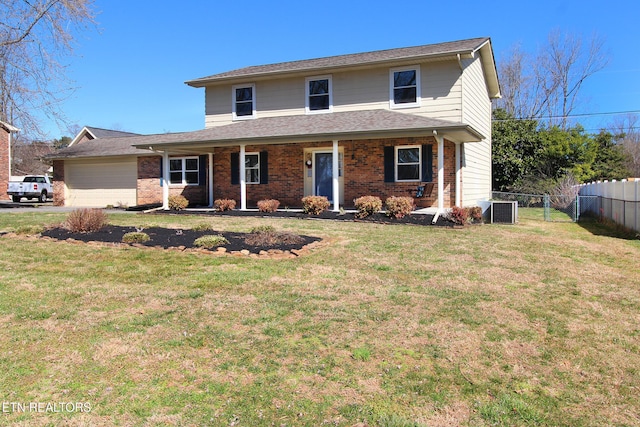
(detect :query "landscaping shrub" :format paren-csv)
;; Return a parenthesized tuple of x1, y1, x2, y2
(301, 195, 330, 215)
(467, 206, 483, 223)
(192, 223, 215, 232)
(214, 198, 236, 211)
(250, 225, 276, 233)
(385, 196, 414, 219)
(122, 232, 150, 243)
(257, 199, 280, 213)
(448, 206, 469, 225)
(245, 229, 305, 247)
(193, 234, 229, 248)
(168, 195, 188, 211)
(64, 208, 108, 233)
(354, 195, 382, 218)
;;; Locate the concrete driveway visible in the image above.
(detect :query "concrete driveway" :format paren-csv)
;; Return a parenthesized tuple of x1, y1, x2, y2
(0, 201, 136, 214)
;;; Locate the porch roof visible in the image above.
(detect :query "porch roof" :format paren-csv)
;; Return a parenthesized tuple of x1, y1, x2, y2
(48, 110, 484, 159)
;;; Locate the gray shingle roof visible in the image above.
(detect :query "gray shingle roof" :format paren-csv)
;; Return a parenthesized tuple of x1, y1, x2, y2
(186, 37, 491, 87)
(47, 110, 483, 160)
(85, 127, 140, 139)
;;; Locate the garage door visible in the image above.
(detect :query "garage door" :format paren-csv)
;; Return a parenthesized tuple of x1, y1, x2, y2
(65, 158, 137, 207)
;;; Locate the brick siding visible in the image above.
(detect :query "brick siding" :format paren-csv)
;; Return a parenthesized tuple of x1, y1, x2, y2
(137, 156, 207, 206)
(0, 128, 9, 200)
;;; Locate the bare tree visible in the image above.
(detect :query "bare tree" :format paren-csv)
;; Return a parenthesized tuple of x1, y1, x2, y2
(611, 114, 640, 177)
(0, 0, 95, 139)
(495, 30, 608, 129)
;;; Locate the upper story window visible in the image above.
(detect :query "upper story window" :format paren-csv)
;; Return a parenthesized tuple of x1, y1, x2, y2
(306, 75, 332, 114)
(395, 146, 421, 181)
(390, 66, 421, 109)
(170, 157, 199, 185)
(245, 153, 260, 184)
(233, 84, 255, 120)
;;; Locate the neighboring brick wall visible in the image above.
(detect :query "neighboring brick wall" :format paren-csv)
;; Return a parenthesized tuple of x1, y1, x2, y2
(213, 137, 458, 209)
(137, 155, 207, 206)
(0, 128, 9, 200)
(52, 160, 65, 206)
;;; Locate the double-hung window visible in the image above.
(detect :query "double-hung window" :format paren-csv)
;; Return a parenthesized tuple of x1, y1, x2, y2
(245, 153, 260, 184)
(306, 75, 332, 113)
(395, 146, 421, 182)
(169, 157, 199, 185)
(233, 84, 255, 119)
(390, 66, 421, 108)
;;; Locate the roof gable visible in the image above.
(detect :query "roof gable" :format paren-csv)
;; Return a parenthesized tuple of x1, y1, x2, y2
(69, 126, 141, 147)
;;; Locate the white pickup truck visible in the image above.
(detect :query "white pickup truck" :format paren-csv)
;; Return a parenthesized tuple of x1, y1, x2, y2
(7, 175, 53, 203)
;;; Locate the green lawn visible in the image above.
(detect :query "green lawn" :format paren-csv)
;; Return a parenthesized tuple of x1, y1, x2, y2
(0, 211, 638, 426)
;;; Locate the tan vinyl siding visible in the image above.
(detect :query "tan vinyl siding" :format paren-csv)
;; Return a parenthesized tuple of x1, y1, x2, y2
(203, 60, 464, 127)
(460, 53, 493, 205)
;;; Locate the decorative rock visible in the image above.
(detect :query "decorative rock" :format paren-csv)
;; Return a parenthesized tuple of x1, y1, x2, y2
(240, 249, 250, 256)
(216, 247, 227, 253)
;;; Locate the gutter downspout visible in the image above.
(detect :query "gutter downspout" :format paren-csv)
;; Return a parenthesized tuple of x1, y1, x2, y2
(455, 142, 461, 207)
(432, 130, 445, 224)
(148, 147, 170, 210)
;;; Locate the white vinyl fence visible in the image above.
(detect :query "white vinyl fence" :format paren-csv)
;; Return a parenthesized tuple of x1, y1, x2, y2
(578, 180, 640, 232)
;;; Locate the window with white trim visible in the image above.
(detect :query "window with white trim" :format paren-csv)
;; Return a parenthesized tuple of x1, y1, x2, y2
(169, 157, 199, 185)
(233, 84, 255, 119)
(390, 66, 420, 108)
(395, 146, 421, 181)
(245, 153, 260, 184)
(306, 75, 332, 113)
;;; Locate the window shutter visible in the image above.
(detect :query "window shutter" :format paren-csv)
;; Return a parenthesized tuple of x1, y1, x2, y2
(422, 144, 433, 182)
(259, 151, 268, 184)
(231, 152, 239, 185)
(383, 146, 395, 182)
(198, 155, 207, 186)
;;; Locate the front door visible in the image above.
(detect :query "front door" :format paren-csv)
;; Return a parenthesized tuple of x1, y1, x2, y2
(314, 152, 333, 202)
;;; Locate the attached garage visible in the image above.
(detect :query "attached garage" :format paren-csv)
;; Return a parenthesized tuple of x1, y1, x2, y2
(64, 158, 137, 207)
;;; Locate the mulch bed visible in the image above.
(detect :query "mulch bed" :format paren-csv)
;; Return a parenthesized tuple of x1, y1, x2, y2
(151, 208, 456, 227)
(41, 225, 322, 257)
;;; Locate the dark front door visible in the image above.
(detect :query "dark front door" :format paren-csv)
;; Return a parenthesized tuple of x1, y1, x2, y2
(314, 152, 333, 203)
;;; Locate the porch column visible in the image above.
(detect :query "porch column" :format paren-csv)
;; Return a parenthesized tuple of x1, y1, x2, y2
(239, 144, 247, 210)
(332, 140, 340, 212)
(208, 152, 214, 208)
(162, 150, 170, 210)
(434, 131, 444, 212)
(455, 142, 461, 207)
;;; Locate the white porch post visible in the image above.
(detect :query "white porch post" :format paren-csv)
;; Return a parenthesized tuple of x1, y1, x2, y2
(208, 152, 214, 208)
(455, 142, 461, 207)
(332, 140, 339, 212)
(162, 150, 170, 210)
(239, 144, 247, 210)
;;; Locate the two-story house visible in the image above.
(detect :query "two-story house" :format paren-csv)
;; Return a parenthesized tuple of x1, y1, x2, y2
(50, 37, 500, 214)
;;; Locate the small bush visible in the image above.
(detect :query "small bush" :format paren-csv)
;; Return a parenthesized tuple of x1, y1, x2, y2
(168, 195, 189, 211)
(245, 230, 305, 247)
(14, 225, 44, 235)
(448, 206, 469, 225)
(192, 223, 215, 232)
(257, 199, 280, 213)
(64, 208, 108, 233)
(301, 195, 330, 215)
(250, 225, 276, 234)
(354, 195, 383, 218)
(385, 196, 414, 219)
(193, 234, 229, 248)
(214, 198, 236, 211)
(468, 206, 483, 223)
(122, 232, 150, 243)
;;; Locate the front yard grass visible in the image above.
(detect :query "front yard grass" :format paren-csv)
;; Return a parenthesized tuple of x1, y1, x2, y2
(0, 211, 638, 426)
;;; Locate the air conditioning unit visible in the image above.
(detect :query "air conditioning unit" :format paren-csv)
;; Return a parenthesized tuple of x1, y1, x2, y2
(490, 201, 518, 224)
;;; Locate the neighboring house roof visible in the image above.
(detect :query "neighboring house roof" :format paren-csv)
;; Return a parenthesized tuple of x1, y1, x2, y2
(68, 126, 140, 147)
(186, 37, 500, 99)
(48, 110, 484, 160)
(0, 120, 20, 132)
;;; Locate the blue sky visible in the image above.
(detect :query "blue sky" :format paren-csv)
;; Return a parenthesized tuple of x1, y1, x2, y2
(49, 0, 640, 138)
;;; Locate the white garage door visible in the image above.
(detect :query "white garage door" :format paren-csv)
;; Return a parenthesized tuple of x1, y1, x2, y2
(65, 158, 137, 207)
